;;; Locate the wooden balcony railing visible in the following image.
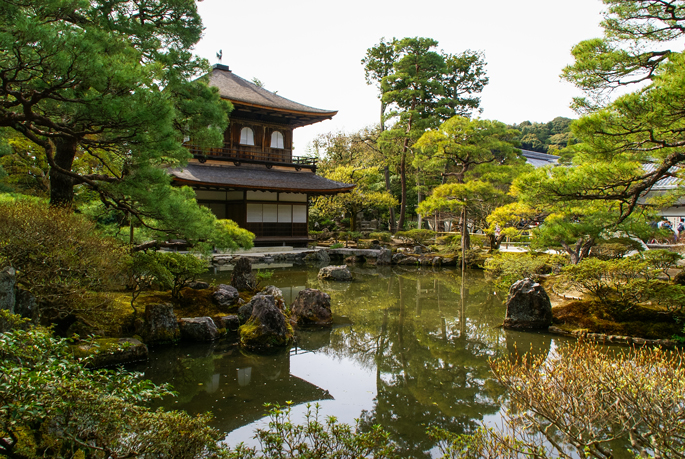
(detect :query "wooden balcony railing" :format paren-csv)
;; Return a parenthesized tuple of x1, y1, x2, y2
(185, 144, 317, 170)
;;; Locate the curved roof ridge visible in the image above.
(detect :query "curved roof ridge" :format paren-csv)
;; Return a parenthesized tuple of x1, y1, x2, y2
(208, 66, 337, 115)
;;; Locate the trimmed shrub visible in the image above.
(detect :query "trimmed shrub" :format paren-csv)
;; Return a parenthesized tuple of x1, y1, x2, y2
(561, 257, 685, 314)
(129, 251, 207, 301)
(590, 237, 645, 260)
(395, 229, 436, 245)
(484, 252, 567, 290)
(369, 231, 392, 243)
(0, 198, 127, 313)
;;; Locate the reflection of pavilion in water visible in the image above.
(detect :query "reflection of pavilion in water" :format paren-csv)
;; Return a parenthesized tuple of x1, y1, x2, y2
(129, 338, 332, 433)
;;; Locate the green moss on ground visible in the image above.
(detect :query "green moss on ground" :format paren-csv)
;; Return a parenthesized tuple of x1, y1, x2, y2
(552, 300, 681, 339)
(77, 287, 248, 339)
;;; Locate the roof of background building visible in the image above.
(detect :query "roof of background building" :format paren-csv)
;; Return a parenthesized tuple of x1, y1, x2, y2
(644, 162, 681, 190)
(520, 149, 560, 168)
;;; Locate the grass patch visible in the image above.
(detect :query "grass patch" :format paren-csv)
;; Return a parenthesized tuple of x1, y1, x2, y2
(552, 300, 680, 339)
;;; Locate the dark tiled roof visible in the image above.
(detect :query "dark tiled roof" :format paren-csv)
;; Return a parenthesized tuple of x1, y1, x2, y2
(170, 163, 354, 195)
(520, 149, 560, 168)
(208, 66, 337, 116)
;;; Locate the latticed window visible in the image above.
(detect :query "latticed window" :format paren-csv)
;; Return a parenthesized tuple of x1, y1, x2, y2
(240, 127, 255, 145)
(270, 131, 284, 149)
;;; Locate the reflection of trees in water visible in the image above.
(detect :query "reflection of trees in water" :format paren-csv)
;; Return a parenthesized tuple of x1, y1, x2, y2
(137, 266, 518, 456)
(323, 269, 509, 457)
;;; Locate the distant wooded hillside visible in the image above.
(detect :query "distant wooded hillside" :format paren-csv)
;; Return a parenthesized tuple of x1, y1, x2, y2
(508, 117, 575, 154)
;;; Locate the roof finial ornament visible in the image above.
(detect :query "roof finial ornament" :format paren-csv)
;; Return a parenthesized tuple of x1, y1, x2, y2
(216, 49, 223, 63)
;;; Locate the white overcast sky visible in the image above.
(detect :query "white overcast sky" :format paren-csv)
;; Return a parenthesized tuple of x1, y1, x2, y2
(193, 0, 605, 155)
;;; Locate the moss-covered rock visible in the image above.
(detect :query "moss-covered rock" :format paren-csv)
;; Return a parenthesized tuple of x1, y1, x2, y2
(179, 316, 220, 342)
(137, 303, 180, 345)
(290, 288, 332, 327)
(239, 295, 293, 351)
(71, 338, 148, 368)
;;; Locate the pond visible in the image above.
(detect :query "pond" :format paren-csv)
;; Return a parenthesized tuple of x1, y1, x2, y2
(129, 264, 566, 458)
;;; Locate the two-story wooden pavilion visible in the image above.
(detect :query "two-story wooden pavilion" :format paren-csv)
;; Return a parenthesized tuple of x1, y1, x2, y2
(170, 64, 353, 247)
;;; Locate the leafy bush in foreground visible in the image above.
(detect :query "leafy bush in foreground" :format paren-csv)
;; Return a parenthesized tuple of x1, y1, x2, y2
(0, 321, 224, 459)
(433, 341, 685, 458)
(225, 403, 398, 459)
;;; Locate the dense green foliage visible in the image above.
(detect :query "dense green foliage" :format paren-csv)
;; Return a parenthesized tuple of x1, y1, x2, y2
(0, 0, 243, 250)
(129, 251, 208, 304)
(0, 197, 126, 313)
(484, 252, 567, 290)
(560, 253, 685, 314)
(395, 229, 436, 246)
(516, 0, 685, 224)
(311, 166, 397, 231)
(415, 116, 526, 250)
(0, 319, 225, 459)
(507, 117, 575, 155)
(364, 37, 489, 230)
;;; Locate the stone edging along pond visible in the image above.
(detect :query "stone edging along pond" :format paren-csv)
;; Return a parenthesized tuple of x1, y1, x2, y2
(547, 326, 682, 349)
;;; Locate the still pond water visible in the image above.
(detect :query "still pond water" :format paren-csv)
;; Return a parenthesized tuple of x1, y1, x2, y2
(129, 264, 567, 458)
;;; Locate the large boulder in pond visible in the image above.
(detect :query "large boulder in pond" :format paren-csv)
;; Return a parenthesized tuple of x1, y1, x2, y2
(179, 317, 220, 342)
(231, 257, 257, 291)
(256, 285, 285, 309)
(212, 284, 240, 308)
(239, 295, 292, 351)
(290, 288, 332, 327)
(503, 278, 553, 330)
(318, 265, 353, 282)
(138, 303, 180, 344)
(0, 267, 16, 313)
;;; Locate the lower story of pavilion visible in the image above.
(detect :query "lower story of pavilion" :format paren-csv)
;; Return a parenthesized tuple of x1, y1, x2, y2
(170, 161, 354, 247)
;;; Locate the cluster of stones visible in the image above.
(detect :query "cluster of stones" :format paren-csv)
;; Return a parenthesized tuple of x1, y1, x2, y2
(133, 257, 336, 354)
(210, 247, 481, 269)
(392, 253, 455, 266)
(213, 250, 328, 266)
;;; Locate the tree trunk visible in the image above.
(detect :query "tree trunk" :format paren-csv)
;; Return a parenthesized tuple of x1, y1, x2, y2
(461, 208, 470, 251)
(562, 237, 595, 264)
(384, 165, 396, 233)
(349, 212, 358, 232)
(396, 111, 413, 233)
(397, 149, 407, 231)
(49, 138, 78, 207)
(417, 171, 423, 229)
